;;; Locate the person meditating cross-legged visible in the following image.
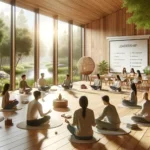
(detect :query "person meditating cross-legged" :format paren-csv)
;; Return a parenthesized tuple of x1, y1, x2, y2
(122, 83, 137, 106)
(95, 95, 120, 131)
(19, 74, 32, 94)
(91, 74, 102, 90)
(62, 74, 73, 89)
(27, 91, 51, 126)
(110, 75, 121, 92)
(131, 92, 150, 123)
(65, 96, 95, 140)
(38, 73, 50, 91)
(1, 83, 18, 109)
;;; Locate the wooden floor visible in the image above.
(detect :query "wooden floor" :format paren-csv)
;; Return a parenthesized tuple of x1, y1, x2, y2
(0, 81, 150, 150)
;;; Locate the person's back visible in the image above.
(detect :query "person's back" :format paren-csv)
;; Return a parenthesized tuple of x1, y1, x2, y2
(73, 108, 95, 137)
(27, 100, 40, 120)
(2, 91, 9, 109)
(104, 104, 120, 125)
(38, 78, 46, 87)
(130, 90, 137, 104)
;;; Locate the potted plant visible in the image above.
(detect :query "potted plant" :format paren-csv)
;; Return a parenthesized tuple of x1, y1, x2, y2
(98, 60, 109, 75)
(143, 66, 150, 76)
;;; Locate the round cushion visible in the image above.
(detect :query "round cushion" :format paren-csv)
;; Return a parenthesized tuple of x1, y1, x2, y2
(53, 99, 68, 108)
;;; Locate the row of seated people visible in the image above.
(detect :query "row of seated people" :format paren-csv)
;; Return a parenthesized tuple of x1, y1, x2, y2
(1, 84, 150, 140)
(19, 73, 73, 94)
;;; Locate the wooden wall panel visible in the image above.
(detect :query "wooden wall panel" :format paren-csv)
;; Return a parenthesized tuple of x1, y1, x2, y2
(85, 8, 150, 66)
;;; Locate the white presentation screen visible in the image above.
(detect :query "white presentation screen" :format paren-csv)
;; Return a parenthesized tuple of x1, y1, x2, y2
(109, 39, 148, 73)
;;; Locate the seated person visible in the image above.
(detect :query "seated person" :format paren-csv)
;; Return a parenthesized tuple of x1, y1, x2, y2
(110, 75, 121, 92)
(27, 91, 51, 126)
(121, 67, 127, 82)
(19, 74, 32, 94)
(91, 74, 102, 90)
(95, 95, 120, 131)
(1, 83, 18, 109)
(65, 96, 95, 140)
(122, 83, 137, 106)
(38, 73, 50, 91)
(62, 74, 73, 89)
(132, 70, 142, 84)
(131, 92, 150, 123)
(129, 68, 135, 77)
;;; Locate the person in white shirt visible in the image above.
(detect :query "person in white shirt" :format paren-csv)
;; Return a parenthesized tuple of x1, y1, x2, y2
(27, 91, 51, 126)
(122, 83, 138, 106)
(91, 74, 102, 90)
(95, 95, 121, 131)
(65, 96, 95, 140)
(131, 92, 150, 123)
(62, 74, 73, 89)
(110, 75, 121, 92)
(38, 73, 50, 91)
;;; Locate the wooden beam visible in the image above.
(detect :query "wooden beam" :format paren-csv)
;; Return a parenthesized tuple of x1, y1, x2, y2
(34, 8, 40, 82)
(10, 0, 16, 90)
(53, 16, 58, 85)
(69, 21, 73, 81)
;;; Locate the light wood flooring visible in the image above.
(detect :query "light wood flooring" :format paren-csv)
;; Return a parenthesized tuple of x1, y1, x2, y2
(0, 81, 150, 150)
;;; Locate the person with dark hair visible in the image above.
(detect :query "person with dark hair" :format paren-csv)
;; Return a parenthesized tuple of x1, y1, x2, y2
(91, 74, 102, 90)
(19, 74, 32, 94)
(27, 91, 51, 126)
(132, 70, 142, 84)
(122, 83, 137, 106)
(1, 83, 18, 109)
(95, 95, 120, 130)
(62, 74, 73, 89)
(65, 96, 95, 140)
(130, 68, 135, 76)
(121, 67, 128, 82)
(110, 75, 121, 92)
(131, 92, 150, 123)
(38, 73, 50, 91)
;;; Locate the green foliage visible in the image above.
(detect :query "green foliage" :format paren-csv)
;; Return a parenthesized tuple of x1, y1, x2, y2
(123, 0, 150, 29)
(0, 19, 4, 43)
(98, 60, 109, 75)
(143, 66, 150, 75)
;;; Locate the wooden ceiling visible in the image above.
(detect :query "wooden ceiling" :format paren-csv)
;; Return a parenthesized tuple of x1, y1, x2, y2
(13, 0, 123, 25)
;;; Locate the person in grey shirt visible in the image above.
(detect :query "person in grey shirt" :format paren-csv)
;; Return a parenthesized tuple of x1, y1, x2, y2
(132, 92, 150, 123)
(95, 95, 120, 130)
(122, 83, 137, 106)
(62, 74, 73, 89)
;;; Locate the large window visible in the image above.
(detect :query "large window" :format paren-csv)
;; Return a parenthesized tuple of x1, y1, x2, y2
(0, 2, 11, 92)
(39, 14, 53, 85)
(73, 25, 82, 81)
(58, 21, 69, 84)
(15, 7, 35, 88)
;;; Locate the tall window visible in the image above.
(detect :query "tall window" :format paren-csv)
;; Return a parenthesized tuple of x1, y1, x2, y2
(15, 7, 35, 88)
(0, 2, 11, 92)
(39, 14, 53, 85)
(73, 25, 82, 81)
(58, 21, 69, 84)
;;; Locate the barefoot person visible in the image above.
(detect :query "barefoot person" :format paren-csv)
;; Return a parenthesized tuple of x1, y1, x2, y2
(122, 83, 137, 106)
(95, 95, 120, 130)
(19, 74, 32, 94)
(65, 96, 95, 140)
(1, 83, 18, 109)
(38, 73, 50, 91)
(62, 74, 73, 89)
(131, 92, 150, 123)
(27, 91, 51, 126)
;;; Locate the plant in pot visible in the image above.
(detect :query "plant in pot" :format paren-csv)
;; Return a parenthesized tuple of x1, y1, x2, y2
(98, 60, 109, 75)
(143, 66, 150, 76)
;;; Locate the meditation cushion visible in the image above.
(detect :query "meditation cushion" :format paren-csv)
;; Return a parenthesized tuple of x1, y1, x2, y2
(53, 99, 68, 108)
